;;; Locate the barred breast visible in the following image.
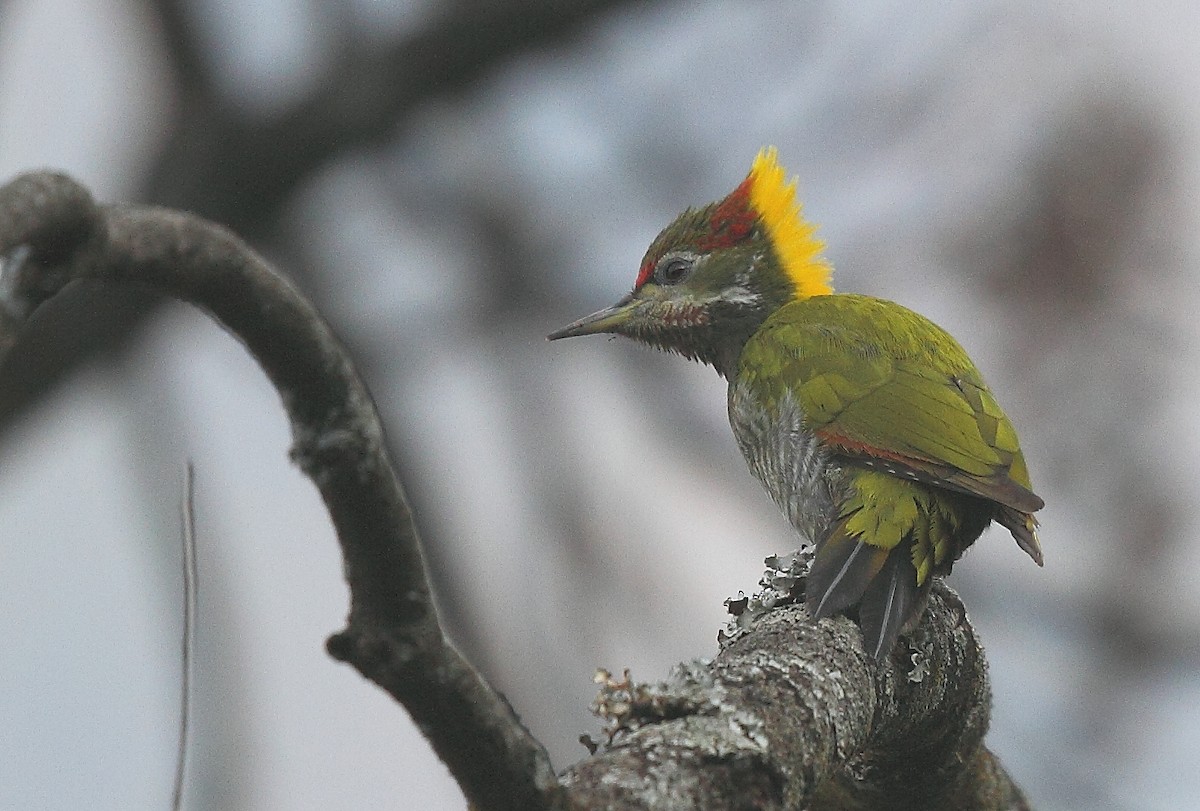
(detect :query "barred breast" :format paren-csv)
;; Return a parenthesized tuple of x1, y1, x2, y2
(727, 379, 844, 548)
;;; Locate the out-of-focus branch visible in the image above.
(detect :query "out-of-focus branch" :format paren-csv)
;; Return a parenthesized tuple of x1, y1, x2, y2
(0, 171, 1029, 810)
(0, 0, 642, 457)
(0, 171, 565, 811)
(146, 0, 643, 232)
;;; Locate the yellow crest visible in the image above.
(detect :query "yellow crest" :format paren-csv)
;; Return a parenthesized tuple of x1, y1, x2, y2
(748, 147, 834, 298)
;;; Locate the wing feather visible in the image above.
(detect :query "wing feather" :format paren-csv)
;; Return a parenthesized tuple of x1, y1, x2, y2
(740, 295, 1044, 515)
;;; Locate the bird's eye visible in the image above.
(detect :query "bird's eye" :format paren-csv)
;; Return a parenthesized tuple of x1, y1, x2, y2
(656, 256, 693, 285)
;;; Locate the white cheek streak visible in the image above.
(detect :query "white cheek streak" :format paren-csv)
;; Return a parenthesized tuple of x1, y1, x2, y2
(716, 286, 762, 306)
(732, 254, 765, 289)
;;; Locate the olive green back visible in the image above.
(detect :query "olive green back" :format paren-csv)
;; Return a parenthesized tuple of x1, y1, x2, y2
(736, 293, 1040, 511)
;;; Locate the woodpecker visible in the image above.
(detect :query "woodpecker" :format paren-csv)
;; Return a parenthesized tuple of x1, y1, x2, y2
(548, 147, 1043, 661)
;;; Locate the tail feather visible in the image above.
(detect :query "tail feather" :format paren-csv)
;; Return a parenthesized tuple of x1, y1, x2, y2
(857, 549, 924, 661)
(806, 520, 890, 620)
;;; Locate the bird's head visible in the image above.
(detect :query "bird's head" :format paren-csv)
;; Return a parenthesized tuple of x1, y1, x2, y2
(548, 147, 834, 377)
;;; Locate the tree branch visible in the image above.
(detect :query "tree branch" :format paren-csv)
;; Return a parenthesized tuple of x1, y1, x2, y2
(146, 0, 643, 231)
(0, 171, 564, 811)
(0, 171, 1030, 810)
(562, 558, 1030, 810)
(0, 0, 644, 487)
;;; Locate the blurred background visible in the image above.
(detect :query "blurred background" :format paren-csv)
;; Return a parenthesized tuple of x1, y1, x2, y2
(1, 1, 1197, 808)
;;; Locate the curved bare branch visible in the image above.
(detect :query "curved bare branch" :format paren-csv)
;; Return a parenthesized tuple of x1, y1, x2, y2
(0, 170, 565, 811)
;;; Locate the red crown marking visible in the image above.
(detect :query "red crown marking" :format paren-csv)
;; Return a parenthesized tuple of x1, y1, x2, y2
(697, 177, 755, 251)
(633, 176, 757, 291)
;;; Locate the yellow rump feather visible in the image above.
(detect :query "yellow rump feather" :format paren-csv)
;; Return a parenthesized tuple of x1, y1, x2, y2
(748, 146, 834, 299)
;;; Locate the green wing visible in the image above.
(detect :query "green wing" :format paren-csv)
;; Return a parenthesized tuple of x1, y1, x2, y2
(738, 294, 1043, 514)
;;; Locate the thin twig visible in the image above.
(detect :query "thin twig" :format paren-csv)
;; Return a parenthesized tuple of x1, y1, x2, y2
(172, 460, 198, 811)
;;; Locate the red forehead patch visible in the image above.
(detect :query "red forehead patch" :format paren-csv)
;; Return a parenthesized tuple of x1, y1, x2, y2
(635, 258, 655, 289)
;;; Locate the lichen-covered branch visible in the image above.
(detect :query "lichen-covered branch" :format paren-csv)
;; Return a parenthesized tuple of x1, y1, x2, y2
(0, 171, 1029, 810)
(0, 171, 564, 811)
(563, 555, 1030, 810)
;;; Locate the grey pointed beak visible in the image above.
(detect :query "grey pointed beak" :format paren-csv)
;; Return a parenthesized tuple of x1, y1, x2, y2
(547, 295, 638, 340)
